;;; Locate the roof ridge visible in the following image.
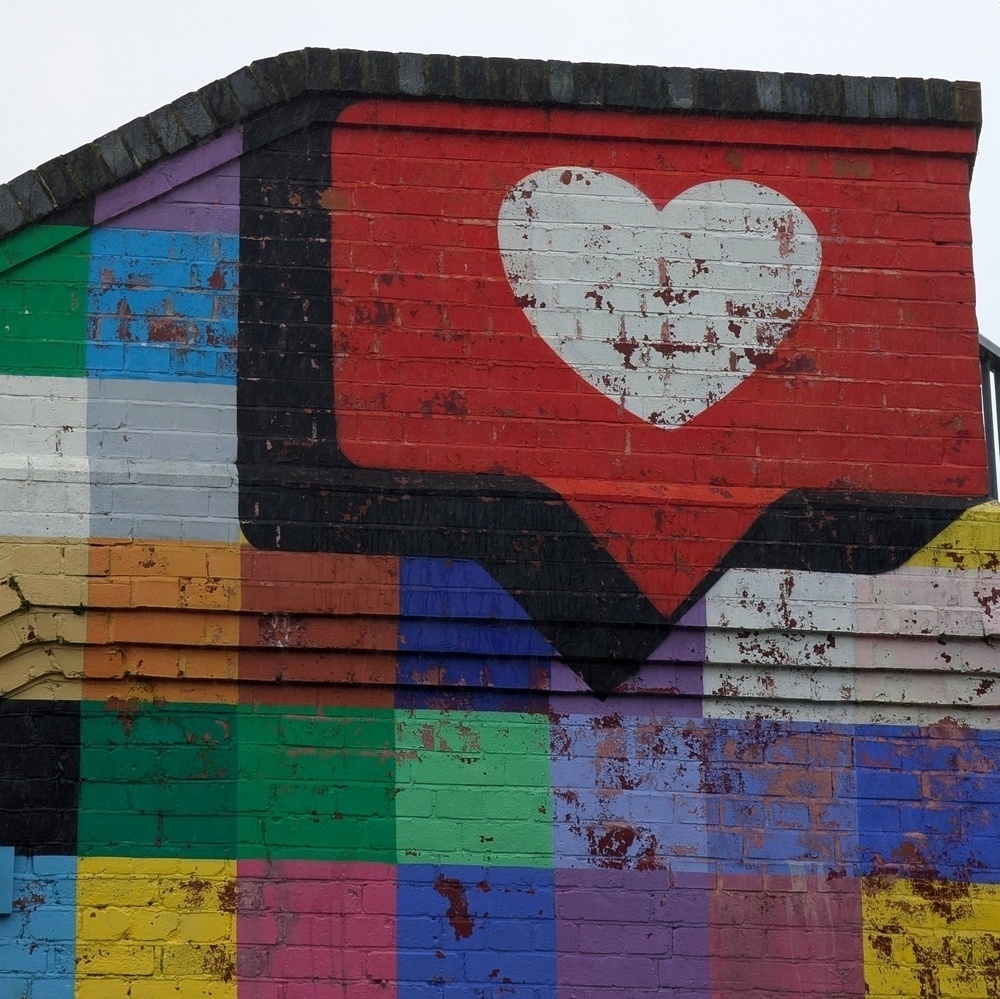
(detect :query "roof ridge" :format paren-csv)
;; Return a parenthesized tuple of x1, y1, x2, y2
(0, 47, 983, 239)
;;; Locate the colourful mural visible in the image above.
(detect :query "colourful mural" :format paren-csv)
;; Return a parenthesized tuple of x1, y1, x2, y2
(0, 61, 997, 998)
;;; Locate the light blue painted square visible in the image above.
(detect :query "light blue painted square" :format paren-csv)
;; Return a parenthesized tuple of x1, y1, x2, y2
(0, 856, 74, 999)
(87, 227, 237, 383)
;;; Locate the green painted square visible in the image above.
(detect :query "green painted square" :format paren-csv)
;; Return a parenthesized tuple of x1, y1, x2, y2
(77, 701, 238, 858)
(0, 225, 90, 376)
(237, 705, 395, 862)
(395, 709, 553, 867)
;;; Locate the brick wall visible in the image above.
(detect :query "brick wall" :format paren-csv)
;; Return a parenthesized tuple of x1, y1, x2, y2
(0, 54, 996, 997)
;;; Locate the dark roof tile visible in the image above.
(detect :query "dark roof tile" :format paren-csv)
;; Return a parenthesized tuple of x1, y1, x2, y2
(93, 130, 139, 180)
(117, 117, 166, 169)
(872, 77, 899, 118)
(665, 66, 694, 110)
(33, 156, 88, 209)
(0, 47, 982, 240)
(8, 170, 56, 218)
(0, 185, 29, 236)
(399, 52, 425, 96)
(842, 76, 870, 118)
(147, 106, 191, 154)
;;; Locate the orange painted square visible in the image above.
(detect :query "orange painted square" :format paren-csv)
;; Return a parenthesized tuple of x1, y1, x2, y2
(85, 540, 241, 703)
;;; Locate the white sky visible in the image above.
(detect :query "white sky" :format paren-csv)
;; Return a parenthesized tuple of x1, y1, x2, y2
(2, 0, 998, 347)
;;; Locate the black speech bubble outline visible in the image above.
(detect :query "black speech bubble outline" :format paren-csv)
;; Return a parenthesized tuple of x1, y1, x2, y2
(236, 102, 981, 696)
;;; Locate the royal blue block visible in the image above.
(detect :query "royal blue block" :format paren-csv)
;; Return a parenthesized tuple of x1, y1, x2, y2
(856, 725, 1000, 880)
(397, 865, 555, 999)
(702, 719, 859, 875)
(399, 558, 553, 710)
(857, 769, 922, 801)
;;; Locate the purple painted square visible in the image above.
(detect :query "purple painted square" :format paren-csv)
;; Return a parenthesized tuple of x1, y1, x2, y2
(556, 867, 712, 999)
(94, 129, 241, 232)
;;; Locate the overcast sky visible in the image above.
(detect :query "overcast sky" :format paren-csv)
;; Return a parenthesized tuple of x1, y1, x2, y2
(3, 0, 998, 347)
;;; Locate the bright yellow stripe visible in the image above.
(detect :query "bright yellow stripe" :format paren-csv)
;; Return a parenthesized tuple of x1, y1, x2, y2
(906, 500, 1000, 570)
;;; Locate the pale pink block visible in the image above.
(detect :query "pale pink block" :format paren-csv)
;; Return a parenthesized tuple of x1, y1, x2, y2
(710, 872, 864, 999)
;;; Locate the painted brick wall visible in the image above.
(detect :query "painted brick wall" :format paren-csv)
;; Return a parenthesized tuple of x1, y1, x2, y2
(0, 58, 997, 998)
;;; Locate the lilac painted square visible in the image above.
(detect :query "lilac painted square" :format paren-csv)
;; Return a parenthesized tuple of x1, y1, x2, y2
(397, 865, 555, 998)
(551, 705, 708, 870)
(237, 859, 396, 998)
(556, 867, 712, 999)
(710, 872, 864, 998)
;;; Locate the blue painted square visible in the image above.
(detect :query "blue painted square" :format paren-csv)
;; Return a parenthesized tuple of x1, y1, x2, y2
(87, 227, 237, 383)
(856, 725, 1000, 881)
(0, 855, 75, 999)
(700, 719, 859, 876)
(551, 708, 708, 870)
(397, 865, 555, 998)
(398, 559, 553, 711)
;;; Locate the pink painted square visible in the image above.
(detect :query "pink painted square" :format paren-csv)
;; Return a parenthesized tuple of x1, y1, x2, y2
(710, 872, 864, 999)
(238, 860, 396, 998)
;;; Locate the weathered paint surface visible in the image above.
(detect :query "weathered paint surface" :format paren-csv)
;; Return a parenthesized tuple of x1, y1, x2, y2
(498, 171, 822, 427)
(0, 83, 994, 999)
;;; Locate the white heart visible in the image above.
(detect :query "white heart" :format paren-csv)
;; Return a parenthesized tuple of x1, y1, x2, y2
(497, 169, 821, 428)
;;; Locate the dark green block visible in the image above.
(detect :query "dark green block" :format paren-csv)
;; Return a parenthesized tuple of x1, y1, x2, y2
(237, 705, 395, 862)
(77, 701, 238, 858)
(0, 224, 90, 376)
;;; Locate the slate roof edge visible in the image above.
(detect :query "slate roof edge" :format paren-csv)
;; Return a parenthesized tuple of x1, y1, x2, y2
(0, 47, 983, 239)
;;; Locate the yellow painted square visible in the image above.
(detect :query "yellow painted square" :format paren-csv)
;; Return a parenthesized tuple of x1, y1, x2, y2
(863, 875, 1000, 999)
(76, 857, 236, 999)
